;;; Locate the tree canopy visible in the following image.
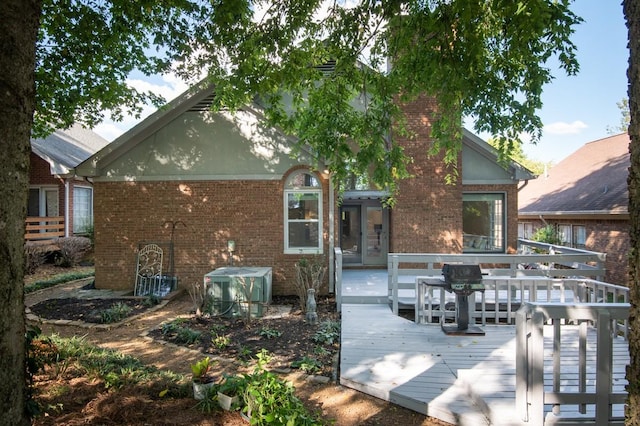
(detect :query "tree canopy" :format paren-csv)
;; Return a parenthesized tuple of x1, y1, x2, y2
(0, 1, 586, 423)
(36, 0, 582, 197)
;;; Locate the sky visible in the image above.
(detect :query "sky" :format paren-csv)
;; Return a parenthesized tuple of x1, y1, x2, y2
(93, 1, 630, 165)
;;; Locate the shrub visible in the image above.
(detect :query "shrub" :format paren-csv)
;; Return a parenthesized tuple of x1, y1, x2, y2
(100, 302, 133, 323)
(294, 256, 327, 312)
(244, 351, 324, 425)
(24, 242, 48, 274)
(54, 236, 91, 267)
(531, 225, 562, 246)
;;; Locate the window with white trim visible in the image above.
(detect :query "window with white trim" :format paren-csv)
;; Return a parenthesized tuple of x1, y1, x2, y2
(518, 222, 533, 239)
(284, 171, 322, 254)
(572, 225, 586, 249)
(557, 224, 571, 246)
(463, 193, 505, 252)
(73, 186, 93, 234)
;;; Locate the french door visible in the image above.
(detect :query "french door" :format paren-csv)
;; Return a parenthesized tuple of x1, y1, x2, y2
(340, 202, 388, 266)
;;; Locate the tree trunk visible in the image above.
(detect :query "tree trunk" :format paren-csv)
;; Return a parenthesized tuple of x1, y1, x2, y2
(625, 1, 640, 424)
(0, 1, 41, 424)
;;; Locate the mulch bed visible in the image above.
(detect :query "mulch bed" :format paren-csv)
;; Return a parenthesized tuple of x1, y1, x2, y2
(28, 294, 340, 377)
(29, 297, 154, 324)
(147, 295, 340, 377)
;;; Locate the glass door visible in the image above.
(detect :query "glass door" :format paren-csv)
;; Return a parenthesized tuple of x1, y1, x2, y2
(340, 206, 362, 264)
(363, 206, 388, 265)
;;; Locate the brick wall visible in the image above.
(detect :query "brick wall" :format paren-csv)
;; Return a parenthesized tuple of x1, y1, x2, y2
(391, 95, 463, 253)
(93, 170, 331, 296)
(522, 218, 630, 286)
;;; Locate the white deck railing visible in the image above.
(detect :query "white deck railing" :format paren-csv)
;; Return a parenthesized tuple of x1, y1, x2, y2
(389, 249, 607, 315)
(515, 302, 629, 425)
(334, 248, 343, 312)
(415, 277, 630, 334)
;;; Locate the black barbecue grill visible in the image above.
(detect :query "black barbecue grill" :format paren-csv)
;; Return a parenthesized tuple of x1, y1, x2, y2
(437, 264, 485, 335)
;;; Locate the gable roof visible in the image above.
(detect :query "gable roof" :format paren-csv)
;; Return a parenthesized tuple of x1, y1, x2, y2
(519, 133, 629, 218)
(31, 124, 109, 177)
(76, 82, 534, 183)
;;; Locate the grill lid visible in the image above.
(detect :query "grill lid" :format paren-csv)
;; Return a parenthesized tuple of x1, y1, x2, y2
(442, 264, 482, 283)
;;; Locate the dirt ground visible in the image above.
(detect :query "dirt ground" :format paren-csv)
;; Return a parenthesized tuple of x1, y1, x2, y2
(26, 265, 452, 426)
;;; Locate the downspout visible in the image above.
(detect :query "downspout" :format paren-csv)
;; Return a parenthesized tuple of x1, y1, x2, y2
(64, 178, 70, 237)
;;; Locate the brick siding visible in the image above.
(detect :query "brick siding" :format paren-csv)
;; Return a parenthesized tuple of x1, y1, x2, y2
(93, 171, 331, 295)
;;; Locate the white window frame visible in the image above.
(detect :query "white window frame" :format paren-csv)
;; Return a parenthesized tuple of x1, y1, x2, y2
(28, 186, 59, 217)
(284, 170, 323, 254)
(572, 225, 586, 249)
(557, 224, 571, 246)
(518, 222, 534, 239)
(462, 192, 506, 253)
(73, 186, 93, 234)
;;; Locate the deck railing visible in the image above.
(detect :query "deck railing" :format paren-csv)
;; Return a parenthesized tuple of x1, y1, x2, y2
(416, 277, 630, 334)
(389, 248, 607, 315)
(515, 302, 629, 425)
(334, 247, 343, 312)
(24, 216, 64, 244)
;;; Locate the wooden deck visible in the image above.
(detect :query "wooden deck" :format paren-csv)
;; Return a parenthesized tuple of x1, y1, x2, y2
(339, 271, 630, 426)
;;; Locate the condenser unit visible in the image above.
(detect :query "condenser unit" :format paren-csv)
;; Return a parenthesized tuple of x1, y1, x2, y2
(203, 267, 272, 318)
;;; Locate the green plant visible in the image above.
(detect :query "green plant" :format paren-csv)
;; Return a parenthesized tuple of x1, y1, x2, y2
(238, 345, 253, 362)
(313, 346, 330, 357)
(99, 302, 133, 324)
(24, 270, 95, 294)
(194, 385, 219, 413)
(81, 223, 95, 247)
(212, 334, 231, 349)
(259, 327, 282, 339)
(312, 320, 340, 345)
(531, 225, 562, 246)
(48, 334, 189, 398)
(291, 356, 322, 374)
(209, 323, 226, 334)
(190, 357, 214, 383)
(143, 294, 162, 307)
(161, 318, 187, 335)
(176, 326, 202, 344)
(218, 374, 248, 398)
(243, 351, 323, 425)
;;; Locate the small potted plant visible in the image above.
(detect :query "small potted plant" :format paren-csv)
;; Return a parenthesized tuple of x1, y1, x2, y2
(217, 374, 247, 411)
(191, 357, 216, 400)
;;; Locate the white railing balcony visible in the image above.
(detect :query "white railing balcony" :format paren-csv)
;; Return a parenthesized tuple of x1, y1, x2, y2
(515, 302, 629, 425)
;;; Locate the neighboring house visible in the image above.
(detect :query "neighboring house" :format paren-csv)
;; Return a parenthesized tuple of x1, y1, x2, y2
(75, 86, 534, 296)
(518, 133, 630, 285)
(28, 124, 109, 242)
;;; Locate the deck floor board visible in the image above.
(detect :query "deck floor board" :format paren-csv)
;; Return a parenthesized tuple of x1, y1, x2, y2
(339, 284, 630, 426)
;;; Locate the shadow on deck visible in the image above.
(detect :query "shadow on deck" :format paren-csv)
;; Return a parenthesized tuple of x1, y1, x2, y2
(338, 270, 629, 426)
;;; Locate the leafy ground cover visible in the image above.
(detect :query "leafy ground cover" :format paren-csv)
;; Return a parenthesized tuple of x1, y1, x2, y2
(25, 263, 452, 426)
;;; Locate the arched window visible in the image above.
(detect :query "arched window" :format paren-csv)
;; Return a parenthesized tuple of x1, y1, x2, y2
(284, 170, 322, 254)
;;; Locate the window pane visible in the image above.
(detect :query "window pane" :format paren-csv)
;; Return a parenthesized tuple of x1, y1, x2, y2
(288, 222, 319, 248)
(573, 225, 586, 249)
(286, 172, 320, 188)
(463, 193, 504, 252)
(288, 193, 318, 219)
(558, 225, 571, 246)
(73, 187, 92, 233)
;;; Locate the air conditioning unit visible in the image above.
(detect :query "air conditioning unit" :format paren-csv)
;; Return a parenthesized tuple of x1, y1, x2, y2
(203, 267, 272, 318)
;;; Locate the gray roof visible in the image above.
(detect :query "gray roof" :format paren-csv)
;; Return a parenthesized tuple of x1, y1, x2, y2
(31, 124, 109, 176)
(519, 133, 629, 216)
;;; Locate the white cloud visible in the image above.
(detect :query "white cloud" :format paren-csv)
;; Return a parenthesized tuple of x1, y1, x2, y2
(544, 120, 588, 135)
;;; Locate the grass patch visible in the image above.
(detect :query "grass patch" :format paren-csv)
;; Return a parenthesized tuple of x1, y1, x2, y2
(25, 270, 95, 294)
